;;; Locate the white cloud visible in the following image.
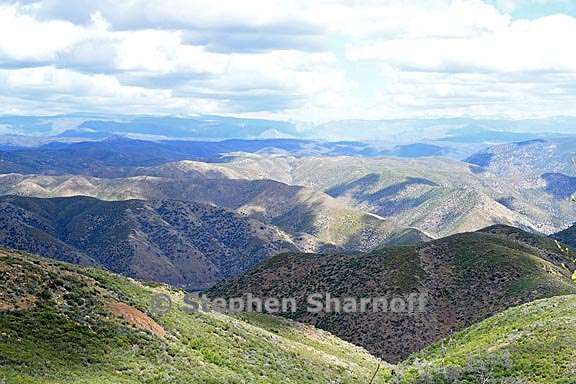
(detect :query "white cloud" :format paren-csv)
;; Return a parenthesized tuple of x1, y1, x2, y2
(0, 4, 84, 64)
(0, 0, 575, 120)
(347, 14, 576, 73)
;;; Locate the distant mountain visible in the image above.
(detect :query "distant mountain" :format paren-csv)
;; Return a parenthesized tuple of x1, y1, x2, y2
(0, 144, 22, 151)
(209, 225, 576, 362)
(465, 138, 576, 227)
(0, 114, 301, 140)
(381, 143, 448, 158)
(77, 115, 300, 139)
(465, 138, 576, 178)
(313, 117, 576, 142)
(0, 195, 309, 289)
(0, 138, 323, 176)
(55, 128, 113, 139)
(3, 114, 576, 144)
(0, 248, 388, 383)
(439, 126, 555, 143)
(0, 138, 410, 177)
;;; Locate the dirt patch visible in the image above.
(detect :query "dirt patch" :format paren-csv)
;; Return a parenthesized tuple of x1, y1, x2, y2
(16, 294, 37, 310)
(109, 302, 167, 337)
(0, 294, 37, 311)
(0, 299, 14, 311)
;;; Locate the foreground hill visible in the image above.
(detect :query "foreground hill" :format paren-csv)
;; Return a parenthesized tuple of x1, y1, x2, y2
(0, 175, 431, 251)
(0, 248, 388, 383)
(209, 225, 576, 363)
(0, 195, 308, 290)
(397, 294, 576, 382)
(2, 246, 575, 383)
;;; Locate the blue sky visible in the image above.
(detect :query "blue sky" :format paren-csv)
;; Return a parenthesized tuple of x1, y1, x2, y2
(0, 0, 575, 122)
(489, 0, 576, 19)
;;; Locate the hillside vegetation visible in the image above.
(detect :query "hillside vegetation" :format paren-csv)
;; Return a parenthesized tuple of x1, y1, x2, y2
(0, 177, 431, 252)
(0, 195, 304, 290)
(0, 248, 390, 383)
(2, 245, 576, 383)
(210, 225, 576, 363)
(554, 222, 576, 248)
(396, 295, 576, 383)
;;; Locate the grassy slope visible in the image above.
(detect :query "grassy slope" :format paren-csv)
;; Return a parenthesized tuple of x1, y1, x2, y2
(0, 248, 389, 384)
(397, 295, 576, 383)
(2, 245, 576, 383)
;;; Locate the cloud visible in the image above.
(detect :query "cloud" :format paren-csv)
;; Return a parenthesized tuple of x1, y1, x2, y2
(0, 0, 575, 120)
(347, 14, 576, 74)
(0, 4, 84, 65)
(27, 0, 330, 53)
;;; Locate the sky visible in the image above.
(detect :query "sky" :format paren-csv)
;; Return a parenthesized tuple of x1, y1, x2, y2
(0, 0, 575, 122)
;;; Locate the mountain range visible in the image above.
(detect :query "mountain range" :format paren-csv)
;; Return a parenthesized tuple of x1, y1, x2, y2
(1, 136, 575, 241)
(0, 173, 433, 250)
(3, 114, 576, 143)
(1, 125, 576, 382)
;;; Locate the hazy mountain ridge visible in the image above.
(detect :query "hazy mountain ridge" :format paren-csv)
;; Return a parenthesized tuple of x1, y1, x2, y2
(4, 114, 575, 142)
(0, 137, 439, 177)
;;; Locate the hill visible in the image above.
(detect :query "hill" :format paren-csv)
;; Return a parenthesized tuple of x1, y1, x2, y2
(129, 155, 563, 236)
(209, 225, 576, 363)
(2, 137, 576, 239)
(0, 176, 431, 252)
(3, 137, 576, 240)
(396, 294, 576, 382)
(0, 195, 310, 290)
(554, 222, 576, 249)
(0, 248, 389, 383)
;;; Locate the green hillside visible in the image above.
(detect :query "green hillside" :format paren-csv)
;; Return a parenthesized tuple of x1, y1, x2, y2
(397, 294, 576, 383)
(0, 248, 389, 383)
